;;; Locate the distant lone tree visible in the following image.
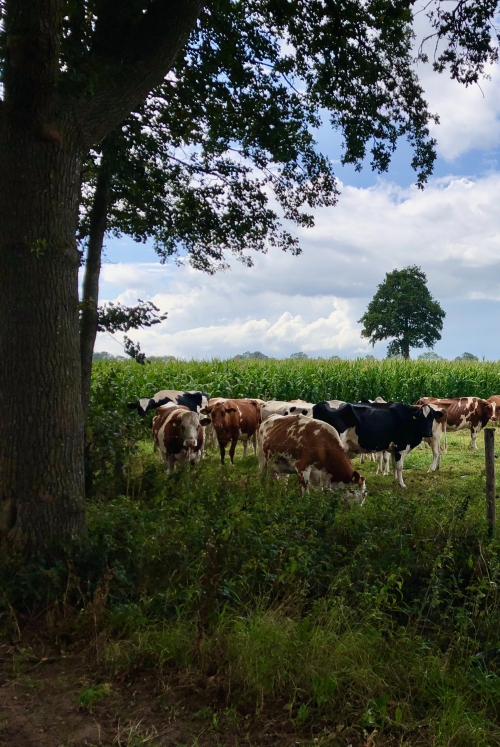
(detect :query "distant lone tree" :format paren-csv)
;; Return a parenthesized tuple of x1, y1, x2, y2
(418, 351, 443, 361)
(455, 352, 479, 361)
(233, 351, 269, 360)
(359, 266, 445, 360)
(290, 352, 309, 360)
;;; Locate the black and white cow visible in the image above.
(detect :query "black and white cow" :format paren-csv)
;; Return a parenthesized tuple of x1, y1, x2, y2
(128, 389, 209, 416)
(312, 400, 445, 488)
(260, 400, 314, 423)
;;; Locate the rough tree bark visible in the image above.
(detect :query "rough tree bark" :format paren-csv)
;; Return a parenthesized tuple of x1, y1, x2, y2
(0, 0, 203, 553)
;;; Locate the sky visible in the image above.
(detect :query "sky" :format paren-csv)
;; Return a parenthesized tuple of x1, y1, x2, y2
(95, 14, 500, 361)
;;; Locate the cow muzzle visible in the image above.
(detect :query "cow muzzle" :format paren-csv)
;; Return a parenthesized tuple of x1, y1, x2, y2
(184, 438, 197, 448)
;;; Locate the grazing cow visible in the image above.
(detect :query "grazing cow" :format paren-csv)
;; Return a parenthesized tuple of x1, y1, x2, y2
(128, 389, 209, 416)
(202, 398, 262, 464)
(258, 414, 366, 503)
(312, 400, 444, 488)
(260, 400, 314, 423)
(417, 397, 494, 449)
(152, 405, 211, 474)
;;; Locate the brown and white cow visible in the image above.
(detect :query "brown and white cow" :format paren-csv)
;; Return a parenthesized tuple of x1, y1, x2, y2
(487, 396, 500, 427)
(202, 398, 262, 464)
(417, 397, 494, 449)
(258, 414, 366, 503)
(152, 404, 210, 474)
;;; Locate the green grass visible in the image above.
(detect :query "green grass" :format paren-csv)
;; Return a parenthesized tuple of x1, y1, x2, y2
(3, 426, 500, 744)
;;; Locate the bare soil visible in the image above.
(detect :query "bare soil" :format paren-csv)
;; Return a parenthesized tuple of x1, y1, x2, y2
(0, 640, 353, 747)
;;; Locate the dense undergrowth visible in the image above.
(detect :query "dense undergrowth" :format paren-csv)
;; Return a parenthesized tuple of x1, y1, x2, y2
(3, 429, 500, 745)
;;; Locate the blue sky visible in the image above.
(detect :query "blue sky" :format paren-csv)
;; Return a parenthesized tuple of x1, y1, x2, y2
(96, 24, 500, 361)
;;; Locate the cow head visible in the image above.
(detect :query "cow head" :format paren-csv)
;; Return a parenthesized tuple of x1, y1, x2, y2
(176, 411, 202, 448)
(345, 471, 367, 505)
(415, 404, 445, 438)
(202, 402, 237, 432)
(323, 470, 366, 505)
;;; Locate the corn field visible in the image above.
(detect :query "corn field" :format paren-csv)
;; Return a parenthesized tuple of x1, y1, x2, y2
(91, 357, 500, 408)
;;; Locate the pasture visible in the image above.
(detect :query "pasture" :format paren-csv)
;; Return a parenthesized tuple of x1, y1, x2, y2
(2, 358, 500, 746)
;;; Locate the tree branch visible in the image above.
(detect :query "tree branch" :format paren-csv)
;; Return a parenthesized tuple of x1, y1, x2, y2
(77, 1, 204, 148)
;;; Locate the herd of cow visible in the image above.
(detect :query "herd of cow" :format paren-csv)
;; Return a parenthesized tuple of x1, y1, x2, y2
(128, 389, 500, 502)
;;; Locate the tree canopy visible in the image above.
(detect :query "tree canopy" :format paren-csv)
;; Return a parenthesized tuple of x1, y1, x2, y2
(359, 266, 445, 359)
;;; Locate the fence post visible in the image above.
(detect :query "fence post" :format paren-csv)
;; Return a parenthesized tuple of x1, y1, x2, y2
(485, 428, 496, 537)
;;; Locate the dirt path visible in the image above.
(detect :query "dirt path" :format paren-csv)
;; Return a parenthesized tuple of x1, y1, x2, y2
(0, 642, 338, 747)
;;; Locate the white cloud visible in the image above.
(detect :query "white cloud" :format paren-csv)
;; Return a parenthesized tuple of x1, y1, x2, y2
(413, 10, 500, 161)
(96, 172, 500, 359)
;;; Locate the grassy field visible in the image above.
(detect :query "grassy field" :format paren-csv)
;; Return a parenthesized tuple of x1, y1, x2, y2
(3, 358, 500, 745)
(3, 419, 500, 746)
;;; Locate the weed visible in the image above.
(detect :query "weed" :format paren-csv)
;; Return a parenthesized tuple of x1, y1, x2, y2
(77, 682, 111, 711)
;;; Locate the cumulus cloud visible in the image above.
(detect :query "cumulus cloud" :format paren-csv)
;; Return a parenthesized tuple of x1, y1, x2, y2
(413, 10, 500, 161)
(96, 173, 500, 359)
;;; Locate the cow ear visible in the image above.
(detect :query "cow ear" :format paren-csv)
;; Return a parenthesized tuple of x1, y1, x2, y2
(290, 406, 297, 412)
(434, 410, 445, 419)
(200, 417, 211, 426)
(200, 407, 211, 415)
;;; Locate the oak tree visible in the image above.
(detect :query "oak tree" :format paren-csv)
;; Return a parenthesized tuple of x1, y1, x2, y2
(359, 266, 445, 359)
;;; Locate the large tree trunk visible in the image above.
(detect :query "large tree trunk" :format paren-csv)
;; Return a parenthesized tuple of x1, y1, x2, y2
(0, 0, 202, 553)
(80, 143, 113, 420)
(0, 130, 87, 553)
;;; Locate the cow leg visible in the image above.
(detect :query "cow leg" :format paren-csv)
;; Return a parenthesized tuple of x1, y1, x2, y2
(393, 452, 406, 488)
(295, 470, 308, 492)
(470, 425, 480, 449)
(376, 451, 390, 475)
(166, 454, 176, 475)
(370, 452, 376, 462)
(242, 438, 248, 458)
(382, 451, 390, 475)
(229, 439, 238, 466)
(360, 453, 366, 464)
(219, 442, 226, 465)
(252, 430, 257, 455)
(426, 435, 441, 472)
